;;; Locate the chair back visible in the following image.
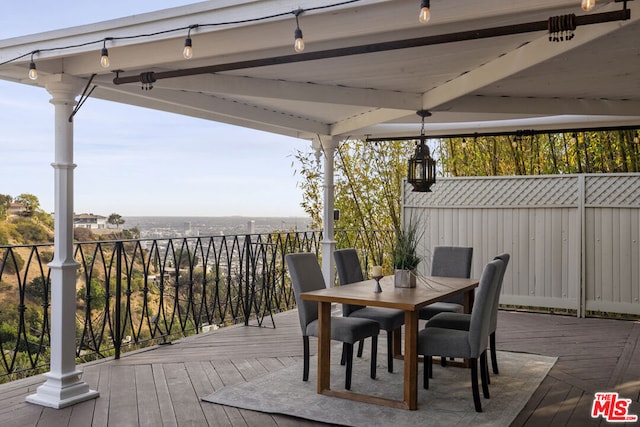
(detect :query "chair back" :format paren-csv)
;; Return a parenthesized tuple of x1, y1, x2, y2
(468, 258, 503, 358)
(489, 253, 510, 332)
(430, 246, 473, 305)
(285, 253, 325, 335)
(334, 248, 366, 316)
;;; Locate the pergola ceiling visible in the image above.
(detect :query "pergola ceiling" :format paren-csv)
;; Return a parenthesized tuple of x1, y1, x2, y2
(1, 0, 639, 141)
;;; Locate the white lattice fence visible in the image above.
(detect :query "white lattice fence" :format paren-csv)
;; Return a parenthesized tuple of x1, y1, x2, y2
(403, 173, 640, 317)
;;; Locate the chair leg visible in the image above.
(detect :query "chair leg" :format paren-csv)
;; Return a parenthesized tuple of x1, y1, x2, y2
(371, 335, 378, 379)
(357, 339, 364, 357)
(485, 351, 491, 385)
(423, 356, 429, 389)
(386, 332, 393, 373)
(345, 343, 353, 390)
(428, 355, 433, 378)
(470, 358, 482, 412)
(480, 351, 490, 399)
(303, 336, 310, 382)
(341, 343, 348, 366)
(423, 355, 432, 389)
(441, 356, 447, 367)
(490, 332, 499, 374)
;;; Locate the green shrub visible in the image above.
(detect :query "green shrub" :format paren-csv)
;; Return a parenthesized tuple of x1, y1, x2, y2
(12, 219, 51, 243)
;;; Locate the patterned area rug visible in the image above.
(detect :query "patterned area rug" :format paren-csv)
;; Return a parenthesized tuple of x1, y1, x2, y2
(202, 349, 555, 426)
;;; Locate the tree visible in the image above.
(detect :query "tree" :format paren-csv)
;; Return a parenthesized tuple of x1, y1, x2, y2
(77, 278, 106, 311)
(294, 138, 415, 262)
(25, 276, 50, 304)
(122, 227, 140, 239)
(14, 193, 39, 216)
(107, 213, 125, 229)
(0, 194, 12, 220)
(439, 130, 640, 176)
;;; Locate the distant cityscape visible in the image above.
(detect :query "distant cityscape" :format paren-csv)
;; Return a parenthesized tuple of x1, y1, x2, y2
(122, 216, 313, 239)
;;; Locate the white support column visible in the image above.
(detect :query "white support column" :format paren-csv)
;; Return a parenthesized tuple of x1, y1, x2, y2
(26, 75, 99, 409)
(317, 136, 340, 288)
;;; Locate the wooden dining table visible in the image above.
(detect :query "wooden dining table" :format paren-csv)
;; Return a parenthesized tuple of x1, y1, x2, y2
(300, 274, 479, 410)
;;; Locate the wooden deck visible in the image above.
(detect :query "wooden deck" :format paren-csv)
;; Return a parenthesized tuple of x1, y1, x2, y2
(0, 309, 638, 426)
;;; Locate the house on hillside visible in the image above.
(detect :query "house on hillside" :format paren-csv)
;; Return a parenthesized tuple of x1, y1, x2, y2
(73, 213, 107, 229)
(8, 203, 27, 217)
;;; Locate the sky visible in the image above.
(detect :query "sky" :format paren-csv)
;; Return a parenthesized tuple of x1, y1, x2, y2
(0, 1, 309, 218)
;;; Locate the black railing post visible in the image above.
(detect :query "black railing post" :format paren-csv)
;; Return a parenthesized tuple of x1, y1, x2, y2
(243, 235, 251, 326)
(114, 241, 122, 359)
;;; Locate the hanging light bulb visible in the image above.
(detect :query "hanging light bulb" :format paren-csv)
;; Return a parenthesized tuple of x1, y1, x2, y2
(183, 26, 196, 59)
(100, 41, 110, 69)
(28, 52, 38, 80)
(28, 61, 38, 80)
(183, 37, 193, 59)
(419, 0, 431, 24)
(634, 132, 639, 144)
(294, 9, 305, 53)
(461, 138, 467, 149)
(581, 0, 596, 12)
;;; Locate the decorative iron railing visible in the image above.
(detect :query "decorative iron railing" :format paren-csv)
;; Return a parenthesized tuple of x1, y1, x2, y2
(0, 229, 392, 382)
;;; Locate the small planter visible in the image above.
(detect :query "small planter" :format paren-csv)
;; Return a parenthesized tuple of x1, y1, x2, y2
(394, 269, 416, 288)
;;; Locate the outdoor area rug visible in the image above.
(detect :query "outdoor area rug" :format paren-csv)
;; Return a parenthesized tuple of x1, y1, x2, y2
(202, 349, 556, 426)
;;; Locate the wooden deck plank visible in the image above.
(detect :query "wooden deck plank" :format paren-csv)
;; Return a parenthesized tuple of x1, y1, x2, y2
(189, 361, 234, 427)
(162, 363, 208, 426)
(0, 309, 638, 426)
(134, 364, 164, 427)
(91, 365, 111, 427)
(150, 364, 178, 427)
(107, 365, 139, 427)
(551, 386, 587, 426)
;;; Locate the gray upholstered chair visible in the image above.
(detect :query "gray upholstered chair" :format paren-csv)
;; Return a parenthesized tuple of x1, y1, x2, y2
(425, 253, 510, 376)
(285, 252, 380, 390)
(334, 248, 405, 373)
(417, 258, 504, 412)
(418, 246, 473, 320)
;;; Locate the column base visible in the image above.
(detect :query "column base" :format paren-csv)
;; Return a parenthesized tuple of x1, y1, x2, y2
(26, 370, 99, 409)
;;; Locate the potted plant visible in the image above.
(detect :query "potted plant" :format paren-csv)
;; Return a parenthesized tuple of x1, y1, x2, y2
(392, 220, 422, 288)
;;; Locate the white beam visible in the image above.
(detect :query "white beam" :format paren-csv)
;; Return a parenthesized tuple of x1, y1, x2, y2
(94, 84, 330, 136)
(437, 95, 640, 117)
(330, 108, 412, 137)
(148, 74, 422, 110)
(422, 16, 638, 110)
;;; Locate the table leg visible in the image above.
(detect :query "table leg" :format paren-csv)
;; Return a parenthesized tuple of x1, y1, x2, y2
(317, 301, 332, 393)
(393, 327, 402, 358)
(403, 310, 418, 410)
(463, 288, 475, 314)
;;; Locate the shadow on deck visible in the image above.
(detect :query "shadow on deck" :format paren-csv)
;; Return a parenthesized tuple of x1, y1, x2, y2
(0, 309, 638, 426)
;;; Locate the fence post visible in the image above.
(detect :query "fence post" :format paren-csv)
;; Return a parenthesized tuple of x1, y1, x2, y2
(578, 174, 586, 318)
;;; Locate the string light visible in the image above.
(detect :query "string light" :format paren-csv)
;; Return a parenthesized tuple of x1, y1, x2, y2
(28, 52, 38, 80)
(100, 39, 111, 69)
(419, 0, 431, 24)
(293, 9, 305, 53)
(183, 26, 197, 59)
(581, 0, 596, 12)
(0, 0, 613, 78)
(3, 2, 365, 74)
(634, 132, 639, 144)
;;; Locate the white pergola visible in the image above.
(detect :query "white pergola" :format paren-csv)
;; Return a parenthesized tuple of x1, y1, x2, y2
(0, 0, 639, 409)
